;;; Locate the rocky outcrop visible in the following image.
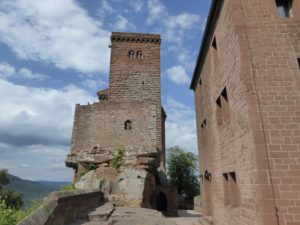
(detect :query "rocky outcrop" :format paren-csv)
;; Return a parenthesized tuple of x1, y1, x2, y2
(75, 167, 156, 208)
(69, 203, 176, 225)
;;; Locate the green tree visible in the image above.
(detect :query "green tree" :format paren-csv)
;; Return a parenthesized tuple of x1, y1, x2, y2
(0, 170, 23, 210)
(167, 146, 200, 199)
(0, 190, 23, 210)
(0, 200, 17, 225)
(0, 170, 9, 190)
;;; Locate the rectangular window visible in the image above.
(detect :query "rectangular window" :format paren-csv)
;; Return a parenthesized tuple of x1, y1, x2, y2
(297, 58, 300, 69)
(201, 119, 207, 149)
(223, 173, 230, 206)
(276, 0, 293, 18)
(229, 172, 240, 207)
(216, 87, 230, 126)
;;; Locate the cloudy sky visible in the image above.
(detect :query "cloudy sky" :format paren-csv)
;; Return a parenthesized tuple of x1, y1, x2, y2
(0, 0, 211, 181)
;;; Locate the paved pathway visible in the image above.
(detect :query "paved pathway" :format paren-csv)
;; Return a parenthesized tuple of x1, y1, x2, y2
(171, 210, 207, 225)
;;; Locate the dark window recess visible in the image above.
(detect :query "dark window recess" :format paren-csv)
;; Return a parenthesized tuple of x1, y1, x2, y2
(297, 58, 300, 69)
(136, 51, 143, 59)
(212, 37, 217, 50)
(199, 79, 202, 85)
(124, 120, 132, 130)
(223, 173, 230, 206)
(216, 97, 221, 108)
(221, 87, 228, 102)
(128, 50, 135, 59)
(275, 0, 293, 18)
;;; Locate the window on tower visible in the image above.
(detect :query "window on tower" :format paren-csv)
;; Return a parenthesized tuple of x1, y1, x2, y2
(124, 120, 132, 130)
(136, 51, 143, 59)
(128, 50, 135, 59)
(276, 0, 293, 18)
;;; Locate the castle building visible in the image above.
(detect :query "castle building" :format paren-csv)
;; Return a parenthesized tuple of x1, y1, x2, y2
(190, 1, 300, 225)
(65, 32, 176, 215)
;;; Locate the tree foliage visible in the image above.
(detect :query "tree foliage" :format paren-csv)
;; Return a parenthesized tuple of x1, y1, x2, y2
(0, 170, 9, 190)
(0, 170, 23, 210)
(167, 146, 200, 199)
(0, 200, 17, 225)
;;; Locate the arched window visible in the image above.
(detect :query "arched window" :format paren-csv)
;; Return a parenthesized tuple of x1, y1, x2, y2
(136, 51, 143, 59)
(128, 50, 135, 59)
(124, 120, 132, 130)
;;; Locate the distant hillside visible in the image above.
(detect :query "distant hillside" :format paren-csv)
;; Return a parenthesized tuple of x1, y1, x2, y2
(4, 174, 70, 208)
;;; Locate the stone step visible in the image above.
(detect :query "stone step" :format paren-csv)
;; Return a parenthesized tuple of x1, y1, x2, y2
(69, 219, 106, 225)
(198, 216, 213, 225)
(84, 202, 115, 222)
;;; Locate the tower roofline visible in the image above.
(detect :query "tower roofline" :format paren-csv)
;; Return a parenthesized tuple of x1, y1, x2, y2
(111, 32, 161, 44)
(190, 0, 224, 90)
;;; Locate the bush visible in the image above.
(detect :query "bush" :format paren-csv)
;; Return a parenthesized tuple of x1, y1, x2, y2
(110, 148, 124, 169)
(60, 184, 75, 191)
(0, 200, 17, 225)
(0, 189, 23, 210)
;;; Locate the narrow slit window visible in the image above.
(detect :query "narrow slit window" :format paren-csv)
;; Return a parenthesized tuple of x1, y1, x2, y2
(212, 37, 217, 50)
(128, 50, 135, 59)
(229, 172, 240, 207)
(221, 87, 228, 102)
(275, 0, 293, 18)
(124, 120, 132, 130)
(199, 79, 202, 85)
(136, 51, 143, 59)
(223, 173, 230, 206)
(297, 58, 300, 69)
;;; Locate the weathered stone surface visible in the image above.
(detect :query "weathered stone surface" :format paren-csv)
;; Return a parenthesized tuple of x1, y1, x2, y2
(106, 207, 176, 225)
(75, 168, 156, 207)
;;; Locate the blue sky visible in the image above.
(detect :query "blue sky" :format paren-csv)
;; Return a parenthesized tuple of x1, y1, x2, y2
(0, 0, 211, 181)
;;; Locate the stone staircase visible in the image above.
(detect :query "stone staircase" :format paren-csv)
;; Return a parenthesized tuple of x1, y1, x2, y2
(69, 203, 176, 225)
(69, 203, 114, 225)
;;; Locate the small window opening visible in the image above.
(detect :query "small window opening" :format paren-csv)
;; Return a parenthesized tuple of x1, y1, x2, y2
(128, 50, 135, 59)
(199, 79, 202, 85)
(136, 51, 143, 59)
(216, 97, 221, 108)
(229, 172, 240, 207)
(221, 87, 228, 102)
(276, 0, 293, 18)
(223, 173, 230, 206)
(297, 58, 300, 69)
(212, 37, 217, 50)
(124, 120, 132, 130)
(216, 87, 230, 126)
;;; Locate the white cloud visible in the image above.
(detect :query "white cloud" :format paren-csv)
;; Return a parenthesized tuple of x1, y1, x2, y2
(100, 0, 115, 13)
(146, 0, 166, 25)
(0, 79, 98, 180)
(0, 62, 49, 81)
(114, 15, 134, 30)
(164, 13, 200, 30)
(18, 68, 49, 81)
(0, 79, 97, 147)
(166, 65, 190, 85)
(129, 0, 144, 12)
(0, 62, 15, 78)
(0, 0, 110, 74)
(82, 78, 107, 91)
(165, 98, 197, 154)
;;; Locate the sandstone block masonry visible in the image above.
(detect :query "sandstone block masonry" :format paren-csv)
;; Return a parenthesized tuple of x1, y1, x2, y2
(65, 32, 176, 215)
(191, 0, 300, 225)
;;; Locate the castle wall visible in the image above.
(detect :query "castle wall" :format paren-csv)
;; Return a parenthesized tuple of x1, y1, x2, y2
(70, 100, 158, 156)
(193, 0, 300, 225)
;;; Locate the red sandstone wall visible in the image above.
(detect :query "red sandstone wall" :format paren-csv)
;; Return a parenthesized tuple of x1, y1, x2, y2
(70, 100, 158, 155)
(240, 0, 300, 224)
(194, 0, 300, 225)
(108, 33, 165, 167)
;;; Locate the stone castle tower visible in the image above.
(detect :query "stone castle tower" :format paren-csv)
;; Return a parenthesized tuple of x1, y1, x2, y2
(65, 32, 176, 214)
(190, 0, 300, 225)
